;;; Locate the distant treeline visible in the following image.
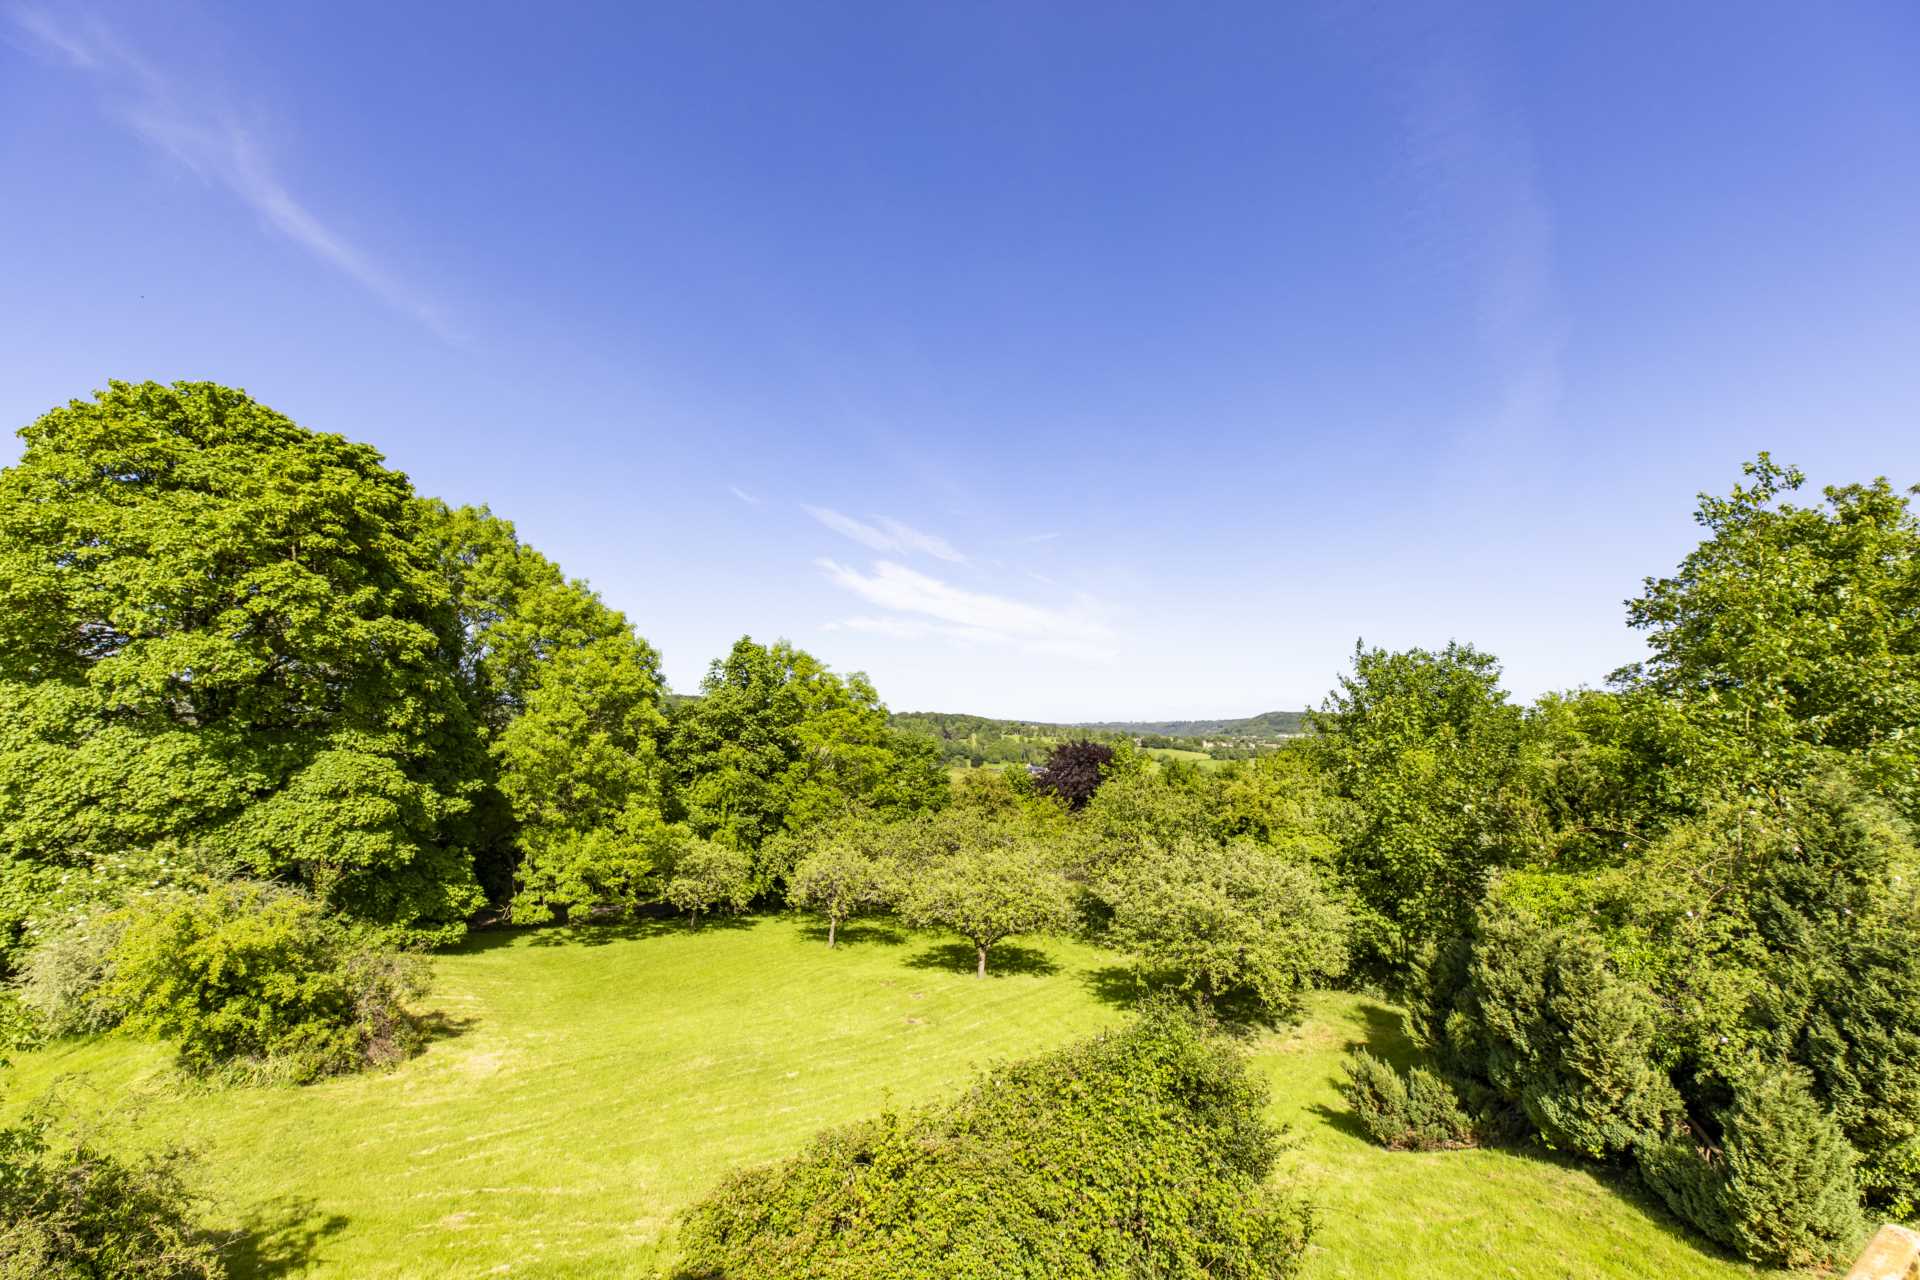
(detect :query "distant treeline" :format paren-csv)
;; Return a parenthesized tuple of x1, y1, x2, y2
(889, 709, 1307, 766)
(1073, 711, 1308, 739)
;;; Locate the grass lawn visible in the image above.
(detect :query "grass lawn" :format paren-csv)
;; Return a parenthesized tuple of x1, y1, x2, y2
(3, 916, 1778, 1279)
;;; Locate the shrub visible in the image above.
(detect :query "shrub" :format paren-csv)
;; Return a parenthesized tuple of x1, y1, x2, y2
(1635, 1129, 1733, 1252)
(676, 1003, 1313, 1280)
(0, 1110, 225, 1278)
(1638, 1067, 1863, 1269)
(0, 988, 38, 1065)
(1719, 1067, 1864, 1268)
(1338, 1050, 1476, 1151)
(13, 912, 127, 1037)
(98, 880, 431, 1083)
(1420, 773, 1920, 1258)
(1462, 914, 1679, 1159)
(1735, 773, 1920, 1216)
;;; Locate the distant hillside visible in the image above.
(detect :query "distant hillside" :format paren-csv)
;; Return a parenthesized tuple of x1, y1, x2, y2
(889, 708, 1309, 767)
(1071, 710, 1308, 739)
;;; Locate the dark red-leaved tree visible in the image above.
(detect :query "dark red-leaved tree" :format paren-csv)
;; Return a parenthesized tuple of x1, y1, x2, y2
(1034, 740, 1115, 811)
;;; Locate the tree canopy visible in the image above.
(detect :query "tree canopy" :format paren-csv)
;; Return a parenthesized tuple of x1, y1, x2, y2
(0, 382, 484, 958)
(1620, 453, 1920, 818)
(1308, 641, 1530, 968)
(668, 638, 947, 850)
(0, 384, 952, 966)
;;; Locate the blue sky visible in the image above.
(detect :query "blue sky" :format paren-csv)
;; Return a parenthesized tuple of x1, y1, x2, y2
(4, 2, 1917, 720)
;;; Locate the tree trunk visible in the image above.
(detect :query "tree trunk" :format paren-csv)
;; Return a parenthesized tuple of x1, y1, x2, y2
(828, 916, 838, 948)
(976, 944, 988, 979)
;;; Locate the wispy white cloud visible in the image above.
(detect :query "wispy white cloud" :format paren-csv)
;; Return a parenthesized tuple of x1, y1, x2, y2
(1394, 37, 1563, 443)
(803, 505, 966, 563)
(816, 558, 1115, 660)
(10, 3, 95, 65)
(822, 615, 1001, 645)
(8, 4, 452, 337)
(870, 516, 965, 563)
(728, 484, 760, 505)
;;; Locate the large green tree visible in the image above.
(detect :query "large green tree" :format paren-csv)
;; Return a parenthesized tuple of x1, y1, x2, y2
(0, 382, 483, 963)
(668, 637, 946, 851)
(1309, 641, 1531, 970)
(421, 503, 673, 921)
(1619, 454, 1920, 818)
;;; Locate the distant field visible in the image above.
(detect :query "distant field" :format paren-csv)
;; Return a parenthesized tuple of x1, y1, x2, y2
(3, 918, 1776, 1279)
(1143, 746, 1217, 764)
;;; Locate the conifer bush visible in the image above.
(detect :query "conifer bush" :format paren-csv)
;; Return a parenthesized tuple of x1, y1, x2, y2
(1338, 1050, 1476, 1151)
(1639, 1068, 1863, 1269)
(1462, 916, 1680, 1160)
(1718, 1067, 1865, 1268)
(676, 1004, 1313, 1280)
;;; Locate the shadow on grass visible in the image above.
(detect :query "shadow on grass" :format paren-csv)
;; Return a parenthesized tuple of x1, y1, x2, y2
(454, 911, 759, 954)
(797, 919, 908, 949)
(1352, 999, 1417, 1069)
(224, 1196, 349, 1278)
(1082, 963, 1147, 1008)
(903, 941, 1061, 978)
(1079, 964, 1288, 1037)
(1307, 1099, 1377, 1143)
(415, 1009, 479, 1047)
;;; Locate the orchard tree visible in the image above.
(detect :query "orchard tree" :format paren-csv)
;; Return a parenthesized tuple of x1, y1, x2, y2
(899, 816, 1076, 977)
(1102, 837, 1348, 1017)
(664, 838, 753, 925)
(0, 381, 484, 964)
(788, 818, 897, 947)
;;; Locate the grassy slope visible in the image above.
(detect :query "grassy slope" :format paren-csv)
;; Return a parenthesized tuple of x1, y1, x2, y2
(3, 918, 1774, 1280)
(1259, 995, 1771, 1280)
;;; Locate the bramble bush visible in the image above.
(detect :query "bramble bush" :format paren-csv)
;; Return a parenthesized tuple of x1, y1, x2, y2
(0, 1109, 226, 1279)
(98, 880, 431, 1083)
(676, 1003, 1313, 1280)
